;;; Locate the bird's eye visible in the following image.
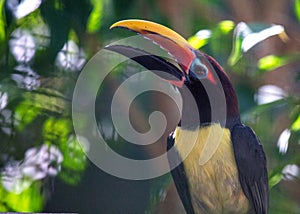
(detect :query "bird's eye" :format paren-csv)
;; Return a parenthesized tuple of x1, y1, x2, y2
(190, 58, 208, 80)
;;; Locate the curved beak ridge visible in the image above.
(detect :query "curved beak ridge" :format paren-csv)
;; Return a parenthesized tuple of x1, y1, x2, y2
(110, 19, 196, 73)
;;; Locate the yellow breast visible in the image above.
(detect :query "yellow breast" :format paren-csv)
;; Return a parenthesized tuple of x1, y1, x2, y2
(174, 124, 250, 214)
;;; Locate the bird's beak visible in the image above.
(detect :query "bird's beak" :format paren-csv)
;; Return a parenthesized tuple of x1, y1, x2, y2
(107, 19, 196, 87)
(110, 20, 196, 72)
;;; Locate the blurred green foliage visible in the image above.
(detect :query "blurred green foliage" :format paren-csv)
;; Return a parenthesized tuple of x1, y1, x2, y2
(0, 181, 44, 212)
(0, 0, 299, 213)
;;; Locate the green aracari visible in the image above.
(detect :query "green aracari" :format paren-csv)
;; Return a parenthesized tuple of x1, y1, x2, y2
(105, 19, 268, 214)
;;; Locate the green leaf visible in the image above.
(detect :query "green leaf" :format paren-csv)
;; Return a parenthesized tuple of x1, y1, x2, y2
(228, 23, 244, 66)
(15, 90, 70, 131)
(218, 20, 235, 34)
(43, 118, 88, 185)
(188, 30, 211, 49)
(0, 0, 5, 43)
(87, 0, 104, 33)
(295, 0, 300, 22)
(24, 91, 70, 115)
(0, 203, 8, 212)
(60, 135, 87, 171)
(59, 135, 88, 185)
(258, 55, 289, 71)
(15, 100, 41, 131)
(43, 117, 72, 145)
(258, 53, 300, 72)
(268, 172, 283, 189)
(0, 182, 44, 212)
(291, 114, 300, 131)
(68, 29, 79, 43)
(188, 20, 234, 50)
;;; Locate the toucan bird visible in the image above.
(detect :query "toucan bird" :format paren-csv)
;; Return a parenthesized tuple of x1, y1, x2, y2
(105, 20, 268, 214)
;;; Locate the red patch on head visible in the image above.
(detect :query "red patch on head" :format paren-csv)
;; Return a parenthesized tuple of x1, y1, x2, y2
(207, 70, 217, 85)
(168, 76, 185, 87)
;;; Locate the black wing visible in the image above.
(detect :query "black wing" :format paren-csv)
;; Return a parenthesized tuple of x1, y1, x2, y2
(167, 132, 195, 214)
(231, 124, 269, 214)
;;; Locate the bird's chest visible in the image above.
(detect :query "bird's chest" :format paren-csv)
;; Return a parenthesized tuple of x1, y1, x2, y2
(174, 124, 250, 214)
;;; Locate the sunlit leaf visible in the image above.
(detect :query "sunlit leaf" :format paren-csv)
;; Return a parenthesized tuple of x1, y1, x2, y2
(218, 20, 235, 34)
(229, 22, 285, 66)
(258, 55, 288, 71)
(87, 0, 103, 33)
(188, 20, 234, 53)
(43, 117, 72, 145)
(228, 23, 243, 66)
(0, 181, 44, 212)
(188, 30, 211, 49)
(268, 172, 282, 188)
(188, 20, 234, 50)
(15, 100, 41, 131)
(60, 135, 87, 171)
(59, 135, 87, 185)
(295, 0, 300, 22)
(258, 53, 300, 72)
(0, 0, 5, 43)
(291, 114, 300, 131)
(68, 29, 79, 43)
(0, 203, 7, 212)
(43, 118, 87, 185)
(208, 20, 235, 64)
